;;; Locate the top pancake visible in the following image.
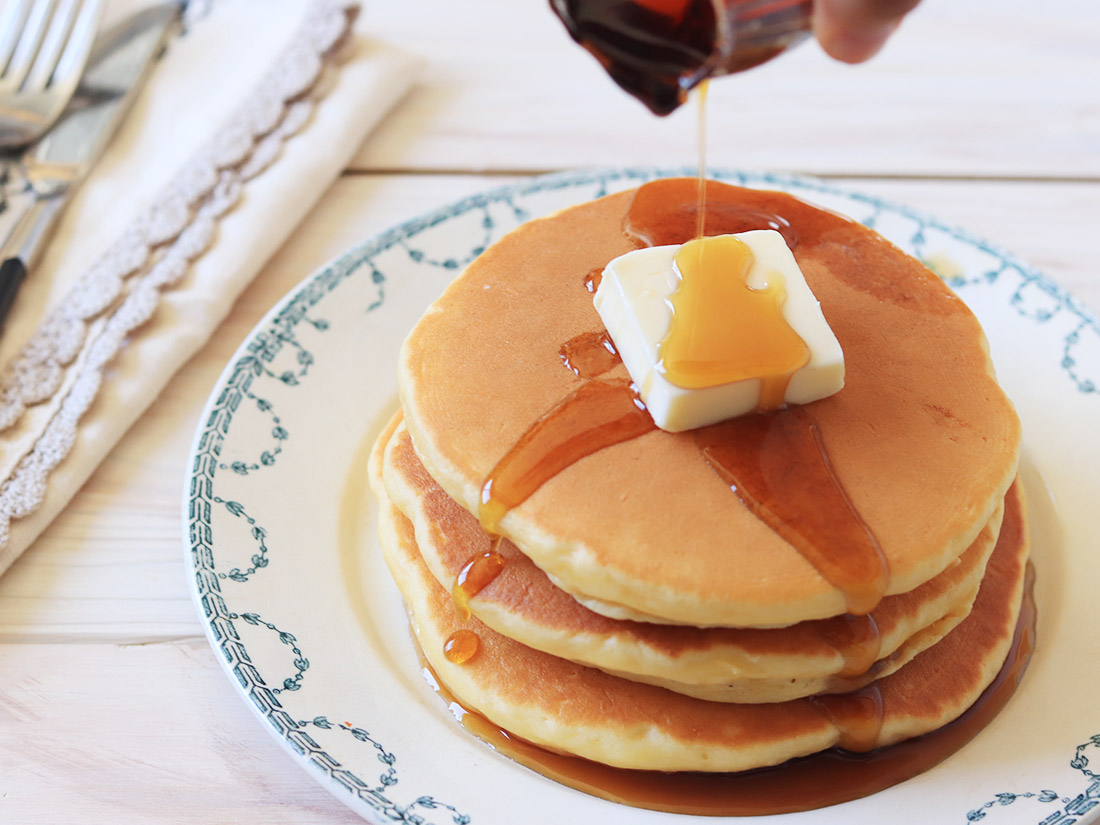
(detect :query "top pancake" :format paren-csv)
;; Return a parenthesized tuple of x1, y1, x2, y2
(399, 181, 1021, 627)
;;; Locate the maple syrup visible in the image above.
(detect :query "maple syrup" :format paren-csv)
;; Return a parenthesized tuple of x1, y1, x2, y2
(810, 685, 885, 752)
(551, 0, 718, 115)
(661, 234, 810, 399)
(695, 78, 709, 237)
(550, 0, 812, 114)
(452, 541, 507, 622)
(443, 629, 480, 664)
(479, 379, 655, 533)
(624, 176, 799, 248)
(583, 267, 603, 293)
(819, 613, 883, 678)
(559, 330, 621, 378)
(421, 565, 1035, 815)
(697, 406, 889, 615)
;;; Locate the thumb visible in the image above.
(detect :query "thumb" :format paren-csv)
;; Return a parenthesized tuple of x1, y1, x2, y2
(813, 0, 922, 63)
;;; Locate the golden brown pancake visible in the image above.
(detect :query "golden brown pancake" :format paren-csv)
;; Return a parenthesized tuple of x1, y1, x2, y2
(377, 474, 1028, 772)
(381, 418, 1004, 703)
(398, 183, 1021, 627)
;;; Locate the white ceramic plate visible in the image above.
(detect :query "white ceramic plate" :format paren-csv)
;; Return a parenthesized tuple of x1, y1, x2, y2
(184, 169, 1100, 825)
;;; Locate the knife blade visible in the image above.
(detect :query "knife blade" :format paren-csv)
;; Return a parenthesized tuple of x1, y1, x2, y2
(0, 4, 180, 334)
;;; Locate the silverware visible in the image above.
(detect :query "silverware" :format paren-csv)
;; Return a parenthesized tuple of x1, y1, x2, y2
(0, 0, 107, 149)
(0, 3, 179, 334)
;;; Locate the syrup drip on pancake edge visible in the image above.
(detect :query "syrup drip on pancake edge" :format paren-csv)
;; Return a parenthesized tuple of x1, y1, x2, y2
(452, 537, 507, 622)
(479, 378, 656, 535)
(697, 408, 888, 616)
(443, 629, 480, 664)
(446, 535, 507, 667)
(818, 613, 884, 679)
(810, 686, 886, 752)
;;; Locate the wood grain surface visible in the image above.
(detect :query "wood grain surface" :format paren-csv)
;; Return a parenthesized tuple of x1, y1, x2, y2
(1, 0, 1098, 821)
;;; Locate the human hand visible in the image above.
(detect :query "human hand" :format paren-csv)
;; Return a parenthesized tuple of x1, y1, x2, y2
(812, 0, 923, 63)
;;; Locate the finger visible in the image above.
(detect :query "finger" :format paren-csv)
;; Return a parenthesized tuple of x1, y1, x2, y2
(813, 0, 922, 63)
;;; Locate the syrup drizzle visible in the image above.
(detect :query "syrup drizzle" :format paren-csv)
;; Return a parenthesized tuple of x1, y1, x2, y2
(660, 234, 810, 400)
(697, 406, 889, 614)
(663, 89, 810, 408)
(419, 564, 1036, 816)
(695, 79, 708, 239)
(818, 613, 883, 678)
(583, 267, 603, 293)
(443, 629, 480, 664)
(559, 331, 621, 379)
(624, 177, 798, 248)
(452, 538, 507, 622)
(479, 380, 655, 533)
(810, 686, 885, 752)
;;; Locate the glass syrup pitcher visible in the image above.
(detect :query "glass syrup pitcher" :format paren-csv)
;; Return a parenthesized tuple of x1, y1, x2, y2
(550, 0, 814, 115)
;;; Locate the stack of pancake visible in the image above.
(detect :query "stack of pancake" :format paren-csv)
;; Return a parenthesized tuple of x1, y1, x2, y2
(368, 181, 1026, 782)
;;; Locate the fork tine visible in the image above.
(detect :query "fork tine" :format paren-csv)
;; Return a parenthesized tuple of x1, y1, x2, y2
(49, 0, 102, 90)
(4, 0, 57, 89)
(23, 0, 79, 93)
(0, 0, 33, 77)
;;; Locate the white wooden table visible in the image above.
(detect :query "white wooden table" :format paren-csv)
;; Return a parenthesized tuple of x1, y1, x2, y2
(1, 0, 1097, 821)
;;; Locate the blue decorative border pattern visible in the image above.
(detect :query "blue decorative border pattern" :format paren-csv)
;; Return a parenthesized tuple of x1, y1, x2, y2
(186, 167, 1098, 825)
(188, 246, 471, 824)
(966, 735, 1100, 823)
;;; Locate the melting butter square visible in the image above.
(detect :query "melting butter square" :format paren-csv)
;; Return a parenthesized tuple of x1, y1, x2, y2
(593, 230, 844, 432)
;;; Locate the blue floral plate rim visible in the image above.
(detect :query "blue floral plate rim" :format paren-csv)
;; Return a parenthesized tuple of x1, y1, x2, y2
(183, 166, 1100, 825)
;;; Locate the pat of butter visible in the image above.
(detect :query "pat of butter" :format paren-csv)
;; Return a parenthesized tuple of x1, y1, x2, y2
(593, 230, 844, 432)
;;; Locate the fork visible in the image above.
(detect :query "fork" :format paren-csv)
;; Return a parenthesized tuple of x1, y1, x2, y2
(0, 0, 105, 149)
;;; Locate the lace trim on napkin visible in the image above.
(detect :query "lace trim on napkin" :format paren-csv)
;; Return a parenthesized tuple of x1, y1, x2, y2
(0, 0, 359, 551)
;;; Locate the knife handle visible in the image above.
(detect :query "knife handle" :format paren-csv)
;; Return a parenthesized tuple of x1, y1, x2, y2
(0, 193, 64, 337)
(0, 256, 28, 333)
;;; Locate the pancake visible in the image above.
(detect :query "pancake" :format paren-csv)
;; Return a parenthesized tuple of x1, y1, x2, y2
(381, 417, 1005, 703)
(377, 472, 1029, 772)
(398, 181, 1021, 627)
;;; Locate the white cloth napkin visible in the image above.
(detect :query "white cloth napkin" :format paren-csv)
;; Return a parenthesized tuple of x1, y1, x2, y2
(0, 0, 419, 575)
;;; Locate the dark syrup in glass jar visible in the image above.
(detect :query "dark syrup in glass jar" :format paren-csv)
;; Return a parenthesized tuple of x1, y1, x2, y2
(550, 0, 813, 114)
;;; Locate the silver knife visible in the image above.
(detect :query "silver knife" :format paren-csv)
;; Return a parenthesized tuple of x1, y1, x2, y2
(0, 4, 180, 333)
